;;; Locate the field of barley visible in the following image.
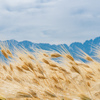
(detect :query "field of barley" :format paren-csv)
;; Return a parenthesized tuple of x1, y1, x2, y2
(0, 44, 100, 100)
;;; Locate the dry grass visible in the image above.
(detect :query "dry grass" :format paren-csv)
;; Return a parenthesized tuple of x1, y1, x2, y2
(0, 45, 100, 100)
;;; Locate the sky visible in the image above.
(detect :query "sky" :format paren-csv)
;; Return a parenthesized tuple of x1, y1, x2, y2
(0, 0, 100, 45)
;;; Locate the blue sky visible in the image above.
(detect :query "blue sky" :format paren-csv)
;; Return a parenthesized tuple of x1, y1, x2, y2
(0, 0, 100, 45)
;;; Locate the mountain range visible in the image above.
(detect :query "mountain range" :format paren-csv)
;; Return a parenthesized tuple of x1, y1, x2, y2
(0, 36, 100, 61)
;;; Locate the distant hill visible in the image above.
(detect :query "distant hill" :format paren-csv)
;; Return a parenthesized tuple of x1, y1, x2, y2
(0, 36, 100, 61)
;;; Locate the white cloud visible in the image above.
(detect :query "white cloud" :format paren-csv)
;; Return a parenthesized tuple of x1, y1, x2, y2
(0, 0, 100, 45)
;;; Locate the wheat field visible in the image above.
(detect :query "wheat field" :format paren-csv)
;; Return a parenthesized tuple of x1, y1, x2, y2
(0, 44, 100, 100)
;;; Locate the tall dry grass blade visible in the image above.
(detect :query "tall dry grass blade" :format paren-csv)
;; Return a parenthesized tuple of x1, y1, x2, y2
(85, 56, 93, 62)
(10, 64, 13, 71)
(51, 53, 61, 58)
(32, 79, 40, 85)
(6, 75, 12, 81)
(66, 54, 74, 61)
(59, 67, 70, 74)
(16, 92, 32, 98)
(27, 62, 34, 71)
(52, 76, 58, 83)
(54, 85, 63, 91)
(45, 91, 56, 98)
(38, 76, 46, 79)
(13, 77, 21, 83)
(6, 49, 13, 58)
(72, 66, 80, 74)
(1, 49, 8, 59)
(49, 63, 59, 67)
(22, 65, 30, 71)
(28, 89, 37, 98)
(43, 53, 49, 57)
(27, 55, 35, 60)
(42, 58, 49, 64)
(16, 66, 24, 72)
(3, 65, 7, 71)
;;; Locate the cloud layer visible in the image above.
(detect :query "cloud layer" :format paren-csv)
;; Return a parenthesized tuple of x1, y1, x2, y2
(0, 0, 100, 44)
